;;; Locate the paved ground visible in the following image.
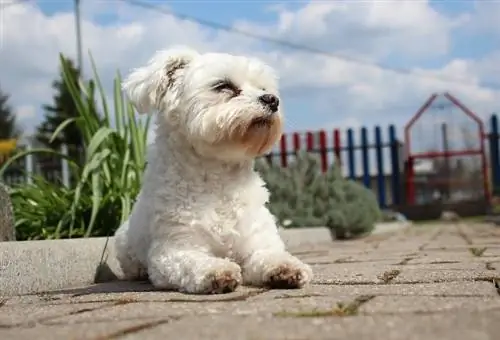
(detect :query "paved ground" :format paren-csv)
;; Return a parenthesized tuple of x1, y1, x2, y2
(1, 223, 500, 340)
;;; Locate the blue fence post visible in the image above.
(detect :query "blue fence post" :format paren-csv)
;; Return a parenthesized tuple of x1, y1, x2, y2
(374, 126, 386, 208)
(389, 125, 401, 205)
(361, 127, 370, 188)
(489, 114, 500, 192)
(347, 128, 356, 179)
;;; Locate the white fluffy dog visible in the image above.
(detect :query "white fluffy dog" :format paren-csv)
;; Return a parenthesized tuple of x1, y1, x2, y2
(114, 46, 313, 294)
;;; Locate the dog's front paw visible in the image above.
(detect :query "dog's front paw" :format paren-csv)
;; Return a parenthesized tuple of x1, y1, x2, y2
(196, 262, 242, 294)
(262, 257, 312, 289)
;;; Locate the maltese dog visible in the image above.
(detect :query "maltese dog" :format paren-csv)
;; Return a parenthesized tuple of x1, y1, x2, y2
(114, 46, 313, 294)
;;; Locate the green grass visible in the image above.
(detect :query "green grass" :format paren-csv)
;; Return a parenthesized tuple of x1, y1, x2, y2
(469, 247, 487, 257)
(274, 295, 375, 318)
(0, 53, 151, 240)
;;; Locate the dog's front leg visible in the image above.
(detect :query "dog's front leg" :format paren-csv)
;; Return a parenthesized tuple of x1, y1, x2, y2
(237, 208, 313, 289)
(147, 239, 242, 294)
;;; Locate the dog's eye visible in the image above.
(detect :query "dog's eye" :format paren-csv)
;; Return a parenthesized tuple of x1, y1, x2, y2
(212, 80, 240, 94)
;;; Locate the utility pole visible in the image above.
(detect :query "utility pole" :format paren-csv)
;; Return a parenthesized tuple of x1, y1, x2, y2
(74, 0, 83, 73)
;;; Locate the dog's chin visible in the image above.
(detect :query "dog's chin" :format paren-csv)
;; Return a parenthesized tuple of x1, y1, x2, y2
(235, 114, 283, 157)
(249, 116, 274, 129)
(193, 114, 282, 162)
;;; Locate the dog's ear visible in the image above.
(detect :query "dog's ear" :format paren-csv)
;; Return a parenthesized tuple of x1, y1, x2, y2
(122, 46, 199, 114)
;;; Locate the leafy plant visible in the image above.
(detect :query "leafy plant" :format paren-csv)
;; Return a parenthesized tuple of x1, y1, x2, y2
(0, 53, 151, 240)
(255, 151, 382, 239)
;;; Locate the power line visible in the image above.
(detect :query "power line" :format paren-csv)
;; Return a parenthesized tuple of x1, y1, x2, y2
(121, 0, 500, 91)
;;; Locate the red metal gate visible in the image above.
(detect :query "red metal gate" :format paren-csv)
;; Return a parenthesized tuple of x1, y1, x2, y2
(404, 92, 489, 205)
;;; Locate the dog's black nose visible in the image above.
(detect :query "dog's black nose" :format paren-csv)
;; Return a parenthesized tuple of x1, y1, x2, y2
(259, 94, 279, 113)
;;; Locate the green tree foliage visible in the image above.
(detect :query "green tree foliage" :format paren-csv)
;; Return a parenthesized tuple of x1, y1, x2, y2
(255, 151, 382, 239)
(0, 87, 21, 140)
(36, 56, 99, 162)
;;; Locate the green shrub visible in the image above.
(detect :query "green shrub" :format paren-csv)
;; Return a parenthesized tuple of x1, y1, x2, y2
(255, 151, 381, 239)
(255, 152, 326, 227)
(0, 54, 151, 240)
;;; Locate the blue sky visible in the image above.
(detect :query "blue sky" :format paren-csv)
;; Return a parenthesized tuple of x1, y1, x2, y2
(38, 1, 304, 25)
(1, 0, 500, 149)
(434, 1, 496, 61)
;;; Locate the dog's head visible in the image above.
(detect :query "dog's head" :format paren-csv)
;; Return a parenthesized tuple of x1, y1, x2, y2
(123, 46, 283, 161)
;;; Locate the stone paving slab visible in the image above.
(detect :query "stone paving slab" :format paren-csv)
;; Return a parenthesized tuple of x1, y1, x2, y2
(1, 223, 499, 339)
(0, 302, 113, 327)
(123, 310, 500, 340)
(392, 267, 497, 284)
(2, 311, 499, 340)
(0, 319, 167, 340)
(359, 295, 500, 314)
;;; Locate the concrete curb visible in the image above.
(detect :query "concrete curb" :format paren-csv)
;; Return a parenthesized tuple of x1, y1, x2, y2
(0, 222, 409, 297)
(371, 220, 413, 235)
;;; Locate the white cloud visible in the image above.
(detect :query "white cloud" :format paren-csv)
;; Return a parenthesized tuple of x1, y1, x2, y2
(237, 0, 462, 61)
(466, 1, 500, 36)
(467, 51, 500, 87)
(0, 0, 499, 141)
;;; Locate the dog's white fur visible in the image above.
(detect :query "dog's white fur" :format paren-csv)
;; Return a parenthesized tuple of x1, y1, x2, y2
(114, 46, 312, 294)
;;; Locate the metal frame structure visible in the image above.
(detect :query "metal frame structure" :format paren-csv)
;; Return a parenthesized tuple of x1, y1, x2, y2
(404, 92, 489, 204)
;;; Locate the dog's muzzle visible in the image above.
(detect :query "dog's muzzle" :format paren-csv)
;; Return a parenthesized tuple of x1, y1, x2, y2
(250, 112, 276, 128)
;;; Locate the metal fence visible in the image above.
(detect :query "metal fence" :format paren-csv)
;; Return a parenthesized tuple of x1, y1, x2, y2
(1, 143, 71, 187)
(3, 112, 500, 210)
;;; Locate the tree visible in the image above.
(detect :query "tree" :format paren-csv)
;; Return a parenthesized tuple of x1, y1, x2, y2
(36, 56, 98, 162)
(0, 87, 21, 140)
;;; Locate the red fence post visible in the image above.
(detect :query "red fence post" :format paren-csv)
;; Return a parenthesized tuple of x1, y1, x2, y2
(306, 132, 314, 151)
(293, 132, 301, 153)
(319, 130, 327, 172)
(280, 134, 288, 168)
